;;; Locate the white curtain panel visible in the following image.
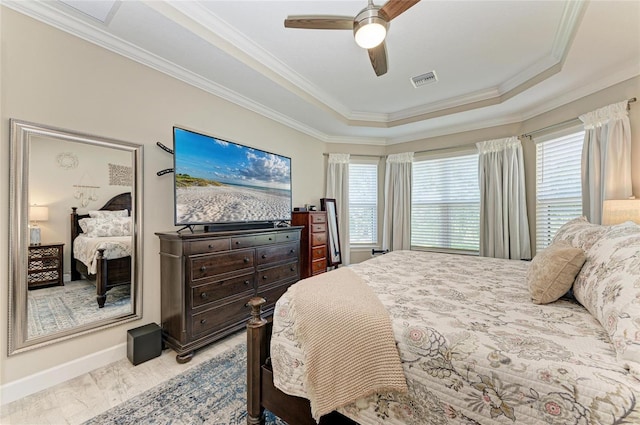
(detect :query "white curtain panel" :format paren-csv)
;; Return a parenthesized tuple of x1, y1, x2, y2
(382, 152, 413, 251)
(325, 153, 350, 265)
(579, 100, 632, 224)
(477, 137, 531, 260)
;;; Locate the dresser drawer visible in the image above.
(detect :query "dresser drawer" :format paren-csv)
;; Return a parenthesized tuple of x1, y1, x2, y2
(190, 250, 254, 281)
(311, 246, 326, 260)
(311, 259, 327, 275)
(232, 234, 277, 249)
(191, 297, 250, 336)
(191, 273, 254, 308)
(311, 223, 326, 233)
(256, 243, 299, 266)
(311, 232, 327, 246)
(257, 262, 298, 287)
(311, 213, 326, 224)
(276, 231, 300, 243)
(187, 238, 230, 255)
(258, 282, 293, 313)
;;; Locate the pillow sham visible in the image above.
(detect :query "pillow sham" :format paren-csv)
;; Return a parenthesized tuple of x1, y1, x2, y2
(572, 221, 640, 377)
(88, 209, 128, 218)
(527, 241, 586, 304)
(551, 216, 607, 251)
(79, 217, 131, 237)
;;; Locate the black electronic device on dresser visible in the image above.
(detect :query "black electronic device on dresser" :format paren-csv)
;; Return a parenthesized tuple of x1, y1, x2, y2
(156, 226, 302, 363)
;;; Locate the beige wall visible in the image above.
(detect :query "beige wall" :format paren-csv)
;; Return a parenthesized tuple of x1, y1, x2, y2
(1, 7, 325, 385)
(2, 5, 639, 388)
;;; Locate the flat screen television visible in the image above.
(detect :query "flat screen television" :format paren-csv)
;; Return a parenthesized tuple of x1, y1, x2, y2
(173, 127, 292, 230)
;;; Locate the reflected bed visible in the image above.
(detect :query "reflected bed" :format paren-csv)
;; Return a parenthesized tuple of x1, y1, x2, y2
(70, 192, 132, 308)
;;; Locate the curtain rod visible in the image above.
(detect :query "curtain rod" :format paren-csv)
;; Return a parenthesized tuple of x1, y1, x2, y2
(522, 97, 636, 139)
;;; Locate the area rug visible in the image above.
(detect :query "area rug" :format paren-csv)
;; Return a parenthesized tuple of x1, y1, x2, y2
(28, 280, 131, 338)
(83, 343, 286, 425)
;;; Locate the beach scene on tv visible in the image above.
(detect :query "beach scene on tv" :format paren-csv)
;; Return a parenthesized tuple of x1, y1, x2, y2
(174, 129, 292, 225)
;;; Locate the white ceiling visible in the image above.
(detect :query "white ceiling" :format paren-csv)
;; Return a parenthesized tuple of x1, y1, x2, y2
(5, 0, 640, 145)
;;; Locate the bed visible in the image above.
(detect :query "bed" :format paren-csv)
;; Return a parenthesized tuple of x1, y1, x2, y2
(246, 217, 640, 424)
(70, 192, 133, 308)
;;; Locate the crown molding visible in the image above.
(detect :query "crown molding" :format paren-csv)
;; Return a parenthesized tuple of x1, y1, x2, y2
(5, 0, 627, 147)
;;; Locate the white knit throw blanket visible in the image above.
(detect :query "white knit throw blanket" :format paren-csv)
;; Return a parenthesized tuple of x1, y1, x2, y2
(289, 267, 408, 420)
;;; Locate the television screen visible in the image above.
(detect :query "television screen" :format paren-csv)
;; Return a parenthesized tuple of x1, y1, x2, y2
(173, 127, 292, 226)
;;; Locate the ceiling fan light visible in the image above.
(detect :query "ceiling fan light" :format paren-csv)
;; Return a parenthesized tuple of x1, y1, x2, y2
(354, 21, 387, 48)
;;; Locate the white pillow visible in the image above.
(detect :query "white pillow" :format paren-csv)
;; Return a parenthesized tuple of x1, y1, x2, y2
(88, 209, 128, 218)
(79, 217, 131, 237)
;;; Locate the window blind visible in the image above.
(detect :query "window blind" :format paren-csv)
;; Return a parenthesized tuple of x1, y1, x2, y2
(535, 131, 584, 250)
(349, 163, 378, 244)
(411, 153, 480, 252)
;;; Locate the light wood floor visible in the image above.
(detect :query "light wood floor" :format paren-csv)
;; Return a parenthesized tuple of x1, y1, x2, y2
(0, 332, 245, 425)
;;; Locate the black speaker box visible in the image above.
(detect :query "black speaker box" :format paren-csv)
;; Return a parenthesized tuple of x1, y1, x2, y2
(127, 323, 162, 365)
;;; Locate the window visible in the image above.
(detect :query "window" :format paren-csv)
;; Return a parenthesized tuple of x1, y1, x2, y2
(536, 130, 584, 250)
(349, 162, 378, 244)
(411, 152, 480, 252)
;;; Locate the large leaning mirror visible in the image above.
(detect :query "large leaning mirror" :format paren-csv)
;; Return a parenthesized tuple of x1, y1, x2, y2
(321, 198, 342, 266)
(9, 119, 143, 355)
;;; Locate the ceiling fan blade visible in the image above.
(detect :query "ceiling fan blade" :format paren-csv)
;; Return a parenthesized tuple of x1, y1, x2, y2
(368, 42, 388, 76)
(380, 0, 421, 20)
(284, 16, 354, 30)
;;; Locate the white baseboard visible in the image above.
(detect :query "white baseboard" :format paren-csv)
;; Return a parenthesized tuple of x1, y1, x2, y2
(1, 342, 127, 405)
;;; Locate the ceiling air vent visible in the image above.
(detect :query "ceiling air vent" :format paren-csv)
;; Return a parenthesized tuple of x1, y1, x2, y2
(411, 71, 438, 88)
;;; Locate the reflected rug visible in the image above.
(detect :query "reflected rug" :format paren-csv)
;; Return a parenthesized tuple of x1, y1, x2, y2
(28, 280, 131, 338)
(83, 343, 286, 425)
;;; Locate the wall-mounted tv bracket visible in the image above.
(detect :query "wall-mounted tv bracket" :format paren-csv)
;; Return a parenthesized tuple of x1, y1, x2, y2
(156, 141, 174, 176)
(157, 141, 194, 233)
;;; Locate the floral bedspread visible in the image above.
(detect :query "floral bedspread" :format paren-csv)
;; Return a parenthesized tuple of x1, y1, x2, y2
(270, 250, 640, 424)
(73, 234, 131, 274)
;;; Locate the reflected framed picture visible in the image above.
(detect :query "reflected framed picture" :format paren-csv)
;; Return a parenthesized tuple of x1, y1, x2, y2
(320, 198, 342, 267)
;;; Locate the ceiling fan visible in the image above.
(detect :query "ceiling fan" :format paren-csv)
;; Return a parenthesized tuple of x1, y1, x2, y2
(284, 0, 421, 77)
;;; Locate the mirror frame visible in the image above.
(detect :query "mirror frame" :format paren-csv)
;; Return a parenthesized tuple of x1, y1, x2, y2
(321, 198, 342, 267)
(8, 119, 143, 355)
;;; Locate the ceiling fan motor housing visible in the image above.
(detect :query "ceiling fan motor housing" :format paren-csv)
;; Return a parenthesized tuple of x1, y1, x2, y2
(353, 6, 389, 49)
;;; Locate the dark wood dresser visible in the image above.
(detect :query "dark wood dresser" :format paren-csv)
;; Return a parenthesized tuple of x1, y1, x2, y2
(292, 211, 327, 279)
(156, 227, 302, 363)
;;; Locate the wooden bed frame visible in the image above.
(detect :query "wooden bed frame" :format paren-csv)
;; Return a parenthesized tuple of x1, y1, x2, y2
(70, 192, 132, 308)
(246, 297, 356, 425)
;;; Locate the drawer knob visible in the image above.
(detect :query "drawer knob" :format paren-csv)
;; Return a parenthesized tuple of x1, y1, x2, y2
(289, 249, 294, 254)
(200, 319, 207, 325)
(236, 241, 240, 245)
(200, 266, 207, 272)
(290, 267, 295, 272)
(262, 276, 268, 280)
(208, 244, 214, 249)
(244, 257, 250, 263)
(201, 292, 208, 299)
(269, 237, 272, 241)
(262, 254, 267, 259)
(244, 280, 250, 285)
(286, 235, 290, 239)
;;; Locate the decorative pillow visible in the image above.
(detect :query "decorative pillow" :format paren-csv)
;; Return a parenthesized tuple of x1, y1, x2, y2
(79, 217, 131, 237)
(573, 221, 640, 377)
(551, 216, 607, 251)
(88, 209, 128, 218)
(527, 241, 586, 304)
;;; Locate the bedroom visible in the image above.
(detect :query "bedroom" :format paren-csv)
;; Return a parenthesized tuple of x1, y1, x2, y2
(1, 0, 639, 423)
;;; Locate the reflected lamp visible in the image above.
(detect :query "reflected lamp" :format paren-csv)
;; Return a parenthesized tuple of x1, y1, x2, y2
(29, 205, 49, 245)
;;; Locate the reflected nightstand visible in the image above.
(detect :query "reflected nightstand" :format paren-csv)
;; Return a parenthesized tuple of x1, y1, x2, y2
(28, 243, 64, 290)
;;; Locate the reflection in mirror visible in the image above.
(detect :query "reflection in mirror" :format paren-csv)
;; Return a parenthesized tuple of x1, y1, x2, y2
(9, 119, 143, 355)
(321, 198, 342, 266)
